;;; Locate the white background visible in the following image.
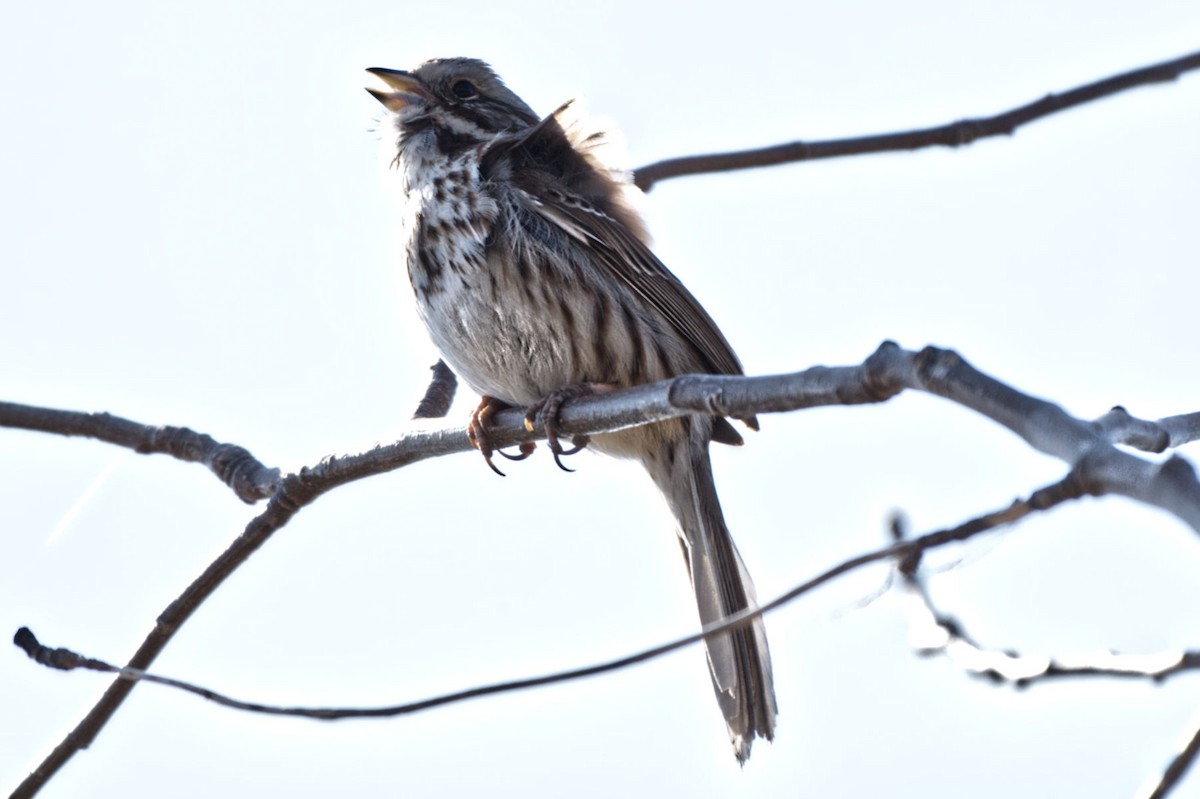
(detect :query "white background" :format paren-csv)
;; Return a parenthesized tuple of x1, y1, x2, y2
(3, 2, 1199, 797)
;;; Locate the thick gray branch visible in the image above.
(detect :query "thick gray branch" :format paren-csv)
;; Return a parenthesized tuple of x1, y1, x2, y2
(4, 343, 1198, 525)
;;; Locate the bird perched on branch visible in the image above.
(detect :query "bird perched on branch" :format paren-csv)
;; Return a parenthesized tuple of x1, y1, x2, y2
(368, 57, 776, 762)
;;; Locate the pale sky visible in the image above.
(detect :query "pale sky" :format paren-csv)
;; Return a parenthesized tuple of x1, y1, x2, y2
(3, 2, 1200, 797)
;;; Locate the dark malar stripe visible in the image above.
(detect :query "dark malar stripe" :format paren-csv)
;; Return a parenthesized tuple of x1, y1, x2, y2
(454, 100, 536, 136)
(449, 104, 500, 134)
(435, 127, 482, 156)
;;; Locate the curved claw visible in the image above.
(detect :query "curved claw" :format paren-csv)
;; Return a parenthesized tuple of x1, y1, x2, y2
(471, 385, 611, 475)
(550, 448, 576, 473)
(558, 435, 590, 457)
(468, 395, 513, 477)
(497, 442, 537, 461)
(548, 435, 591, 472)
(481, 453, 507, 477)
(526, 384, 613, 471)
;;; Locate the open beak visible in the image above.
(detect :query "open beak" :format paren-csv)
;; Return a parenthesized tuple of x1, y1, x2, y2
(366, 68, 431, 112)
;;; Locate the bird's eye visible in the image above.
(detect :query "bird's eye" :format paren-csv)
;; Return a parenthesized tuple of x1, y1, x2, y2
(451, 79, 478, 100)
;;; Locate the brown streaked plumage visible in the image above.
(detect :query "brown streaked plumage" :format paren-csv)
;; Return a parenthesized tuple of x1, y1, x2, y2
(369, 57, 776, 762)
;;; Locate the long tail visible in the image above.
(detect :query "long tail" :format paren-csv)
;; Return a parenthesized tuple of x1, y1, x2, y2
(641, 418, 777, 764)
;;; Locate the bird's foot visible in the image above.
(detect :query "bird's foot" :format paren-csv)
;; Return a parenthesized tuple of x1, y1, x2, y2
(468, 395, 536, 477)
(523, 382, 614, 472)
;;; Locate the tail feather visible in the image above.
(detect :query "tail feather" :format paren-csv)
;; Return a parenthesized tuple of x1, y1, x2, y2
(641, 418, 777, 763)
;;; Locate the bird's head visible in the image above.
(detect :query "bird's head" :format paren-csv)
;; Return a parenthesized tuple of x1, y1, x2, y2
(367, 58, 539, 150)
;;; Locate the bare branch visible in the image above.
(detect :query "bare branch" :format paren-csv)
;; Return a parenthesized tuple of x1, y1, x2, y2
(1146, 721, 1200, 799)
(535, 343, 1200, 530)
(1095, 407, 1200, 452)
(633, 49, 1200, 190)
(9, 341, 1200, 796)
(13, 476, 1105, 722)
(14, 458, 1198, 734)
(412, 360, 457, 419)
(891, 509, 1200, 798)
(5, 343, 1199, 522)
(0, 402, 278, 503)
(9, 486, 306, 799)
(894, 518, 1199, 686)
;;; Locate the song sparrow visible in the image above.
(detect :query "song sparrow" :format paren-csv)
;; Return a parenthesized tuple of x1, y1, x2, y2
(368, 58, 776, 762)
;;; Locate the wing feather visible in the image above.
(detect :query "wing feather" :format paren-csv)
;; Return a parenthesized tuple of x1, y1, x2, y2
(482, 103, 758, 433)
(525, 185, 745, 379)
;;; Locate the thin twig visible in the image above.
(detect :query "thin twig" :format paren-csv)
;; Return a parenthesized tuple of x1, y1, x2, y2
(1145, 719, 1200, 799)
(633, 49, 1200, 190)
(894, 516, 1199, 686)
(16, 476, 1112, 721)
